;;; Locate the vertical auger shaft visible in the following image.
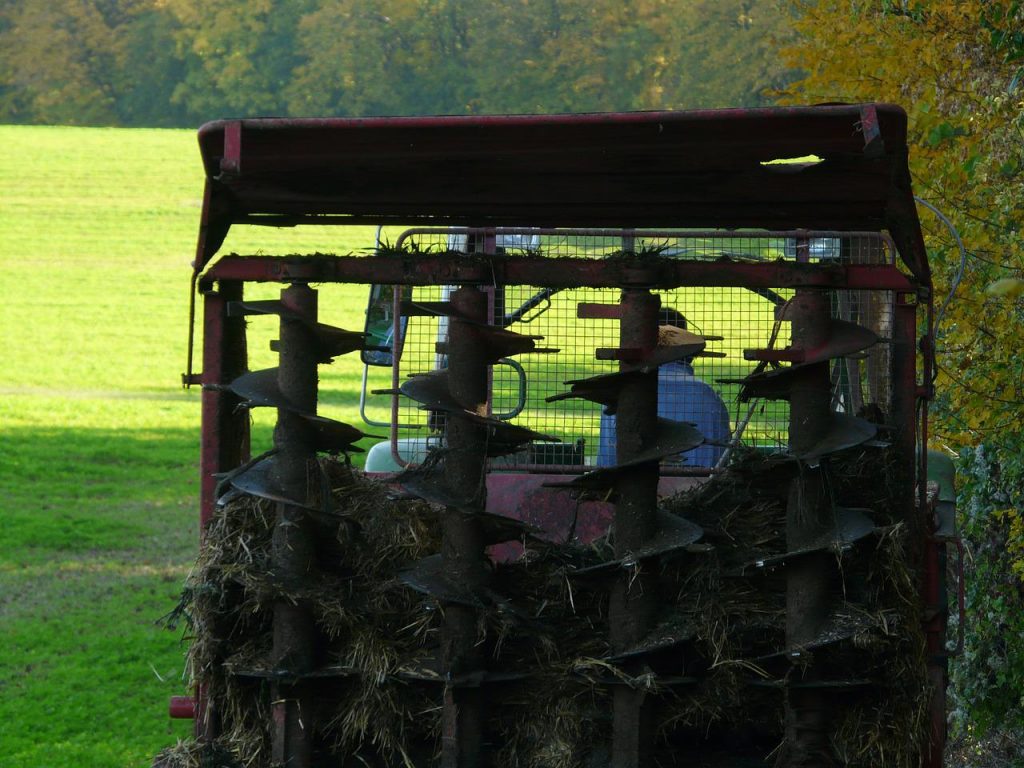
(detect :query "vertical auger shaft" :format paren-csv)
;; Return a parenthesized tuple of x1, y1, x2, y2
(270, 284, 319, 768)
(784, 286, 838, 767)
(610, 289, 661, 767)
(441, 286, 491, 768)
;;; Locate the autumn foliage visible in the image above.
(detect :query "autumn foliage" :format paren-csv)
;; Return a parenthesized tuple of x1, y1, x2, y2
(781, 0, 1024, 738)
(0, 0, 796, 126)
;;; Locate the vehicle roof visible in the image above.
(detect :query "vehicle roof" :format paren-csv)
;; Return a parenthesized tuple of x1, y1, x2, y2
(195, 104, 928, 282)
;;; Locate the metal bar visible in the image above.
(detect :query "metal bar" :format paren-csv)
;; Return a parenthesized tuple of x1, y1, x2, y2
(269, 284, 319, 767)
(199, 281, 250, 530)
(197, 280, 249, 742)
(892, 294, 946, 768)
(169, 696, 196, 719)
(782, 273, 839, 765)
(441, 286, 490, 767)
(205, 254, 917, 292)
(610, 289, 660, 767)
(390, 283, 408, 469)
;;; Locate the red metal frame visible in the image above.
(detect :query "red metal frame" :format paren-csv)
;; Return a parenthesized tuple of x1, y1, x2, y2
(182, 104, 944, 764)
(202, 252, 916, 291)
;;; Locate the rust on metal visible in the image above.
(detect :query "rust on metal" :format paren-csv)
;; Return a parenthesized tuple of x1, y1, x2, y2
(193, 107, 930, 285)
(184, 106, 944, 764)
(607, 289, 661, 767)
(440, 286, 491, 767)
(268, 284, 320, 767)
(781, 286, 840, 768)
(197, 280, 249, 741)
(203, 253, 917, 293)
(743, 317, 878, 364)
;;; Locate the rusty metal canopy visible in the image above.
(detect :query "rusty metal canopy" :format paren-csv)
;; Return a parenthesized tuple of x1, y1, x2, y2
(195, 104, 929, 282)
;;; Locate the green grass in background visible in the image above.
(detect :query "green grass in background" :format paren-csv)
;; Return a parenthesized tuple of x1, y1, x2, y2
(0, 124, 794, 766)
(0, 124, 379, 767)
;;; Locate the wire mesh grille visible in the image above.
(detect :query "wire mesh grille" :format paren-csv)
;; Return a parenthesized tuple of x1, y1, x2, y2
(365, 229, 897, 472)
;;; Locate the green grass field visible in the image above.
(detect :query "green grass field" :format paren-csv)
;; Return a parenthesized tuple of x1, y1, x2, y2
(0, 124, 380, 767)
(0, 124, 793, 767)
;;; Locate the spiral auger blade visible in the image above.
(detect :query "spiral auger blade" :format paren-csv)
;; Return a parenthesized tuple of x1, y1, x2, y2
(387, 289, 567, 765)
(226, 368, 380, 448)
(722, 316, 883, 468)
(218, 368, 380, 514)
(546, 369, 645, 414)
(438, 322, 559, 362)
(550, 294, 721, 765)
(395, 370, 558, 457)
(213, 285, 395, 767)
(544, 418, 705, 493)
(744, 317, 879, 367)
(729, 289, 888, 767)
(227, 299, 378, 361)
(568, 510, 705, 576)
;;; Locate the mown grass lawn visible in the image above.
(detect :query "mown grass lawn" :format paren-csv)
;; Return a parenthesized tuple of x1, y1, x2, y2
(0, 124, 378, 767)
(0, 123, 797, 767)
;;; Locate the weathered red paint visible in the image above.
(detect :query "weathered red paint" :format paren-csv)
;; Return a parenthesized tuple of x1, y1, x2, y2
(484, 474, 703, 563)
(169, 696, 196, 719)
(192, 106, 928, 284)
(184, 104, 944, 765)
(203, 253, 916, 292)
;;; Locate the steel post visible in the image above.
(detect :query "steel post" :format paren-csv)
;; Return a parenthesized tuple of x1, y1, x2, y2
(270, 284, 319, 767)
(199, 280, 250, 530)
(197, 280, 249, 741)
(610, 289, 660, 767)
(892, 295, 946, 768)
(441, 286, 490, 767)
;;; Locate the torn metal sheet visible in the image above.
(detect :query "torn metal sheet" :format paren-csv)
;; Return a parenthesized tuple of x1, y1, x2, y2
(743, 507, 877, 570)
(605, 615, 698, 662)
(570, 511, 704, 575)
(399, 554, 484, 607)
(793, 414, 878, 463)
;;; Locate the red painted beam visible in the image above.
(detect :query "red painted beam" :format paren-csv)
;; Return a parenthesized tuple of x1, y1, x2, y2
(204, 254, 917, 292)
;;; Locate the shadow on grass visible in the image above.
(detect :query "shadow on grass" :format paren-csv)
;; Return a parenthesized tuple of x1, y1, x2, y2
(0, 426, 199, 558)
(0, 421, 380, 560)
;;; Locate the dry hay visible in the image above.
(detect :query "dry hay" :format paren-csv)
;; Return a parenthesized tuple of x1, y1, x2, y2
(829, 522, 931, 768)
(654, 448, 930, 763)
(492, 674, 608, 768)
(160, 446, 931, 767)
(165, 460, 444, 767)
(152, 739, 240, 768)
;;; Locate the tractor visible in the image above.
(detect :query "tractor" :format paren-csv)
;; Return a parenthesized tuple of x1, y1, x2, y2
(161, 104, 960, 768)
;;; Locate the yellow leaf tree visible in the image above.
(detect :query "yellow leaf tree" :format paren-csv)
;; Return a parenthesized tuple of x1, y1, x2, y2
(780, 0, 1024, 445)
(780, 0, 1024, 736)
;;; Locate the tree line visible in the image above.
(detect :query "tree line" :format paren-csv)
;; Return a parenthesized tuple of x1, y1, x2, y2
(0, 0, 797, 127)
